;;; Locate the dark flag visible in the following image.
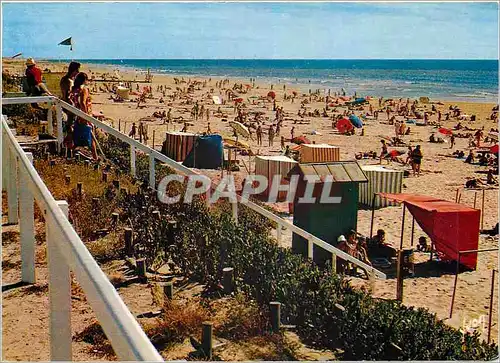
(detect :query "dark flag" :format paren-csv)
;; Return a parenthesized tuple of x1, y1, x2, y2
(58, 37, 73, 51)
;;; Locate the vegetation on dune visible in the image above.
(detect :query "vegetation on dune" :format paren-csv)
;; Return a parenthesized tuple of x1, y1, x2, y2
(31, 132, 499, 361)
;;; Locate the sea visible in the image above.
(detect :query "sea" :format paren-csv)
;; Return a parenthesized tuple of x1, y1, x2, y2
(71, 59, 498, 103)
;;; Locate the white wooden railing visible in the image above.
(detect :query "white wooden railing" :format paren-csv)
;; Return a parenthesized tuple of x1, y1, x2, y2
(1, 112, 163, 361)
(2, 97, 386, 286)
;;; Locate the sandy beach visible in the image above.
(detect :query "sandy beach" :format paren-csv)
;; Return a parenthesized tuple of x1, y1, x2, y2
(2, 57, 499, 349)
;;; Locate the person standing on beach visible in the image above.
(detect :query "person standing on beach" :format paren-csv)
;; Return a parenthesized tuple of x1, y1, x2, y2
(394, 120, 401, 137)
(60, 61, 81, 103)
(268, 125, 275, 146)
(379, 140, 388, 164)
(450, 134, 455, 149)
(59, 61, 81, 147)
(290, 126, 295, 140)
(256, 125, 263, 145)
(70, 72, 98, 161)
(411, 145, 423, 176)
(129, 123, 137, 138)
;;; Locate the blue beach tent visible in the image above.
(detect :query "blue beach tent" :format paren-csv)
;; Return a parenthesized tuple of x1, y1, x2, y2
(182, 134, 223, 169)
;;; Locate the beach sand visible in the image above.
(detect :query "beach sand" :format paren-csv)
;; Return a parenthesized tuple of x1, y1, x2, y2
(3, 58, 499, 345)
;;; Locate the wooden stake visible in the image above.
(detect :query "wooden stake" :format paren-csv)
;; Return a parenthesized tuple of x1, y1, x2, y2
(119, 119, 121, 132)
(399, 205, 406, 249)
(76, 182, 83, 197)
(455, 188, 460, 203)
(473, 191, 477, 209)
(410, 217, 415, 246)
(92, 197, 99, 210)
(124, 228, 134, 256)
(270, 302, 281, 332)
(136, 258, 147, 281)
(152, 130, 155, 149)
(449, 253, 461, 319)
(487, 269, 496, 343)
(164, 282, 174, 299)
(201, 322, 213, 359)
(222, 267, 234, 294)
(49, 160, 56, 167)
(396, 250, 404, 302)
(111, 212, 119, 225)
(481, 189, 485, 230)
(64, 175, 71, 185)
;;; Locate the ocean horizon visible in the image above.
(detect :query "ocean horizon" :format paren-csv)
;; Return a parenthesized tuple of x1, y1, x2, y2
(51, 59, 499, 103)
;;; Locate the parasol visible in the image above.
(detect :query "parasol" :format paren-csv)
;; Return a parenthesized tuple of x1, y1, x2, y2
(229, 120, 250, 139)
(267, 91, 276, 99)
(291, 135, 311, 145)
(349, 114, 363, 128)
(438, 127, 453, 136)
(337, 118, 354, 134)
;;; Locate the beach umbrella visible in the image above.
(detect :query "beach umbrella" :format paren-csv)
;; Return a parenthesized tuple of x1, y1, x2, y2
(229, 121, 250, 139)
(291, 135, 311, 145)
(349, 114, 363, 128)
(336, 118, 354, 134)
(267, 91, 276, 99)
(490, 144, 499, 154)
(438, 127, 453, 136)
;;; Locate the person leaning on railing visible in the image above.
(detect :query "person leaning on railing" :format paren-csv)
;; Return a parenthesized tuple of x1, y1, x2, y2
(69, 72, 98, 161)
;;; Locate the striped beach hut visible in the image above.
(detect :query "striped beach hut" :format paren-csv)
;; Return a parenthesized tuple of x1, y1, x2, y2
(299, 144, 340, 163)
(162, 131, 198, 162)
(254, 155, 298, 199)
(359, 165, 403, 208)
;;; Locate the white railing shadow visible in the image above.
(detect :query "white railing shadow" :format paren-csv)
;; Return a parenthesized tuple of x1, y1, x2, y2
(1, 111, 163, 361)
(3, 96, 386, 280)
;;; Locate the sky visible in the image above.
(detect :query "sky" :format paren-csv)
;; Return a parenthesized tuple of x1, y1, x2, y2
(1, 2, 499, 59)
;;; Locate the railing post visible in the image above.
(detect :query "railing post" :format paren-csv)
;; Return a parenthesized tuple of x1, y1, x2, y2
(149, 153, 155, 188)
(307, 238, 314, 259)
(47, 102, 53, 135)
(7, 145, 19, 224)
(276, 225, 282, 244)
(19, 152, 36, 283)
(130, 145, 136, 177)
(47, 201, 72, 361)
(231, 201, 238, 224)
(55, 101, 63, 153)
(2, 129, 9, 192)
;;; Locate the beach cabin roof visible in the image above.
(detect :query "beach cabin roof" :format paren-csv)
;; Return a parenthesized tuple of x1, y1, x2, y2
(288, 161, 368, 183)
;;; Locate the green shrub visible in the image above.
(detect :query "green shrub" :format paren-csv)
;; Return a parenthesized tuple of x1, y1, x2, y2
(116, 189, 498, 360)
